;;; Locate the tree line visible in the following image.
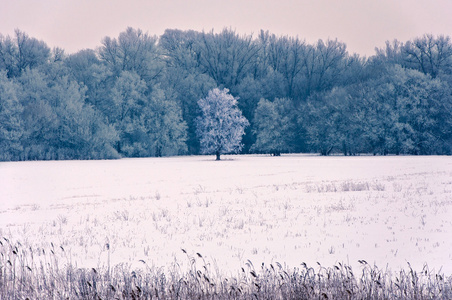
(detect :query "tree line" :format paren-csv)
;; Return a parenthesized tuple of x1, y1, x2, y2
(1, 27, 451, 161)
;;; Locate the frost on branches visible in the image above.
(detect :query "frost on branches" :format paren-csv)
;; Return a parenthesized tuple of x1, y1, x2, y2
(196, 88, 249, 160)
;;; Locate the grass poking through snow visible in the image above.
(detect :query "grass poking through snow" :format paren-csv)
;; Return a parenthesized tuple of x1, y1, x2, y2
(0, 239, 451, 299)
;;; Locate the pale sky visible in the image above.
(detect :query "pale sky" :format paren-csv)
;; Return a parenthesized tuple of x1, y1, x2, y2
(1, 0, 452, 57)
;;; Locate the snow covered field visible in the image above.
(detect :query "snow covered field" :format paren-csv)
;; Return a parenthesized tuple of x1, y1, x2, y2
(1, 155, 451, 276)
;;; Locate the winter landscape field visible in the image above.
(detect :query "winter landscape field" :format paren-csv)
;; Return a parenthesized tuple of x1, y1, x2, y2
(1, 154, 452, 298)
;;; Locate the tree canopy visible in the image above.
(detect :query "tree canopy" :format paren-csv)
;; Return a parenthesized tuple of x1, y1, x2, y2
(0, 28, 451, 161)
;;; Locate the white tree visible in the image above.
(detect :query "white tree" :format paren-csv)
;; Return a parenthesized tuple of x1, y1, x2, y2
(196, 88, 249, 160)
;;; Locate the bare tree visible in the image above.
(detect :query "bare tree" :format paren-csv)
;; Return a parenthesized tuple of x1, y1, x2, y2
(403, 34, 452, 78)
(99, 27, 164, 84)
(260, 32, 306, 100)
(198, 28, 261, 87)
(302, 39, 347, 97)
(0, 30, 50, 77)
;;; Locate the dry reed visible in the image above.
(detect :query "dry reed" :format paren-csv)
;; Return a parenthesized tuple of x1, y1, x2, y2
(0, 238, 450, 299)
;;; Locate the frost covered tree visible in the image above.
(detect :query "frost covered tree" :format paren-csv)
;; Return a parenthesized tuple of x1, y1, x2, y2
(0, 71, 23, 160)
(0, 29, 50, 78)
(196, 88, 249, 160)
(252, 98, 297, 156)
(109, 70, 147, 155)
(145, 87, 188, 157)
(16, 67, 118, 160)
(99, 27, 163, 85)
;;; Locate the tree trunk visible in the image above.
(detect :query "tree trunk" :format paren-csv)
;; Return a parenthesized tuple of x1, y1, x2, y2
(116, 141, 121, 154)
(327, 146, 333, 156)
(216, 151, 221, 161)
(342, 141, 347, 156)
(156, 146, 162, 157)
(321, 146, 333, 156)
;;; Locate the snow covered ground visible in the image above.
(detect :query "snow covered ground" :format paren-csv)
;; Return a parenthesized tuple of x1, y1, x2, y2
(1, 154, 451, 276)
